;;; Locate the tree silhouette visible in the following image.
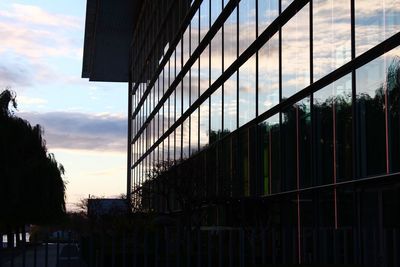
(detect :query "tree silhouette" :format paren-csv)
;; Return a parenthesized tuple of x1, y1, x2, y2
(0, 89, 66, 246)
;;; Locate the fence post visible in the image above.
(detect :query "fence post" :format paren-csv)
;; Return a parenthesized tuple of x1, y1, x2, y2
(123, 233, 126, 267)
(394, 229, 398, 267)
(45, 239, 49, 267)
(56, 232, 60, 267)
(218, 230, 222, 267)
(133, 231, 137, 267)
(186, 228, 191, 267)
(33, 243, 37, 267)
(144, 229, 148, 267)
(208, 231, 212, 267)
(197, 228, 201, 267)
(165, 228, 169, 267)
(111, 233, 116, 267)
(155, 229, 159, 267)
(229, 230, 233, 267)
(240, 229, 244, 267)
(0, 235, 2, 267)
(261, 228, 266, 265)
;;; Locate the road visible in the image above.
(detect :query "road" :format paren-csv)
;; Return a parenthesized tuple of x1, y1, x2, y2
(2, 243, 87, 267)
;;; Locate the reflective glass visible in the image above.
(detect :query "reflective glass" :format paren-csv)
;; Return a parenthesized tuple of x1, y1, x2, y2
(211, 28, 223, 85)
(224, 6, 237, 69)
(183, 72, 190, 113)
(258, 114, 280, 195)
(282, 4, 310, 99)
(388, 48, 400, 172)
(210, 88, 223, 144)
(258, 34, 279, 114)
(257, 0, 279, 33)
(191, 9, 200, 52)
(200, 45, 210, 96)
(355, 0, 400, 55)
(314, 74, 352, 184)
(176, 40, 182, 75)
(224, 72, 237, 132)
(356, 52, 387, 177)
(183, 26, 190, 66)
(190, 108, 199, 155)
(239, 54, 256, 126)
(313, 0, 351, 81)
(211, 0, 223, 26)
(200, 0, 210, 42)
(238, 0, 256, 55)
(191, 60, 199, 107)
(200, 98, 210, 149)
(182, 118, 190, 158)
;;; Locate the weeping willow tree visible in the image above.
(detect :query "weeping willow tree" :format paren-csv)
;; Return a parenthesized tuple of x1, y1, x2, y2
(0, 89, 66, 245)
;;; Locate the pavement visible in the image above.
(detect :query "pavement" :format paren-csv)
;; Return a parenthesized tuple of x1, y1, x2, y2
(1, 243, 87, 267)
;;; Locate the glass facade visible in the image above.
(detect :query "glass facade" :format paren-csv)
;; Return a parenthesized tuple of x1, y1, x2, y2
(129, 0, 400, 265)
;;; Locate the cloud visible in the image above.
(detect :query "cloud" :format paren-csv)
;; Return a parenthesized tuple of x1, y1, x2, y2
(18, 111, 127, 153)
(0, 4, 83, 88)
(0, 4, 81, 29)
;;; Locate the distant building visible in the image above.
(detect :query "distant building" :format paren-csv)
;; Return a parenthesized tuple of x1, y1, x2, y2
(87, 198, 129, 218)
(82, 0, 400, 265)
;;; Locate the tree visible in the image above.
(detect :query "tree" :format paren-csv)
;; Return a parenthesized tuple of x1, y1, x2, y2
(0, 89, 66, 245)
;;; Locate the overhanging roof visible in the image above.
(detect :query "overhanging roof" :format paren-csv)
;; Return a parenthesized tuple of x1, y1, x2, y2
(82, 0, 142, 82)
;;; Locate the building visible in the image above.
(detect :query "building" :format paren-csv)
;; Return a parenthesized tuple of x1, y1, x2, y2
(83, 0, 400, 265)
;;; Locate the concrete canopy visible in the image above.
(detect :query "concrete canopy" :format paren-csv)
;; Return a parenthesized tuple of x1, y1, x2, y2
(82, 0, 142, 82)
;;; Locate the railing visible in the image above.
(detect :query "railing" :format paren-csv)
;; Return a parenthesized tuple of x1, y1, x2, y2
(1, 227, 399, 267)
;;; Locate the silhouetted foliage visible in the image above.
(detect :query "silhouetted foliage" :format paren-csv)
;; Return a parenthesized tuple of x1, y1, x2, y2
(0, 89, 66, 233)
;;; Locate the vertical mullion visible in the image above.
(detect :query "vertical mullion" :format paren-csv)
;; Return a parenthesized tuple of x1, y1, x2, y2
(350, 0, 357, 180)
(209, 0, 212, 145)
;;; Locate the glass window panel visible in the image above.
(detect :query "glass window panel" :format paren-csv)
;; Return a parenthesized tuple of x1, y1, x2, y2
(183, 72, 190, 113)
(210, 87, 223, 144)
(316, 74, 353, 184)
(200, 0, 210, 42)
(176, 126, 182, 162)
(182, 118, 190, 159)
(282, 4, 310, 99)
(239, 54, 256, 126)
(200, 45, 210, 96)
(281, 0, 294, 11)
(258, 114, 280, 195)
(211, 28, 223, 85)
(224, 6, 237, 70)
(259, 34, 279, 114)
(176, 40, 182, 75)
(183, 26, 190, 66)
(190, 108, 199, 155)
(238, 0, 256, 55)
(191, 9, 200, 52)
(258, 0, 279, 33)
(239, 129, 250, 196)
(224, 72, 237, 132)
(200, 98, 210, 149)
(356, 52, 388, 177)
(313, 0, 351, 81)
(170, 51, 176, 82)
(281, 98, 311, 191)
(176, 82, 182, 120)
(388, 49, 400, 172)
(355, 0, 400, 55)
(191, 59, 199, 105)
(211, 0, 223, 25)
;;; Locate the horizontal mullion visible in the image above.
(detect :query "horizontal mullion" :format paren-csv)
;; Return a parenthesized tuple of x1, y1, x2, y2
(131, 0, 308, 169)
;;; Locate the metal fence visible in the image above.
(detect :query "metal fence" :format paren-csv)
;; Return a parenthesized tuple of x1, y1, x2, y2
(1, 227, 399, 267)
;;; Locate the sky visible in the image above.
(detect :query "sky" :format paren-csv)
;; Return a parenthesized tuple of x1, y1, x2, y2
(0, 1, 127, 211)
